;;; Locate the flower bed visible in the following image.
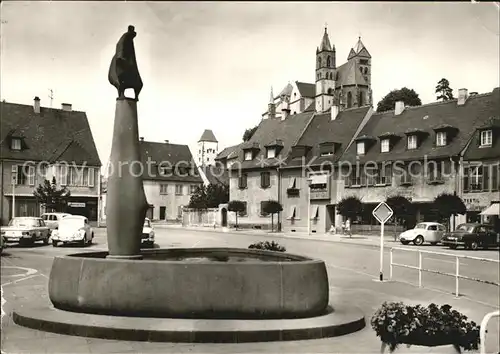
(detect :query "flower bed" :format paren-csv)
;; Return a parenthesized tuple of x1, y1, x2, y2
(371, 302, 480, 353)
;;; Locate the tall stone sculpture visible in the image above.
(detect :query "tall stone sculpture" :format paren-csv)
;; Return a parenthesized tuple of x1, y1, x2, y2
(106, 25, 148, 259)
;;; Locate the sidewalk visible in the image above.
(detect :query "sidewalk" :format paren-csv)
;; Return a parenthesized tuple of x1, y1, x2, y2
(152, 222, 402, 249)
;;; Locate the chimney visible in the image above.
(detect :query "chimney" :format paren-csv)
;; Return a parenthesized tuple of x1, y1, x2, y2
(394, 101, 405, 115)
(140, 137, 144, 142)
(33, 96, 40, 114)
(331, 104, 339, 120)
(457, 88, 468, 105)
(281, 101, 291, 120)
(61, 103, 72, 112)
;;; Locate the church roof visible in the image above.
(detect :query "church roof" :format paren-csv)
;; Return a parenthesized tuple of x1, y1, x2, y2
(347, 37, 371, 59)
(335, 60, 368, 87)
(318, 28, 332, 52)
(277, 83, 293, 99)
(198, 129, 218, 143)
(295, 81, 315, 98)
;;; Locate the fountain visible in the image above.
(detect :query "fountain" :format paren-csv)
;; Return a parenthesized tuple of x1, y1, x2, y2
(13, 25, 365, 343)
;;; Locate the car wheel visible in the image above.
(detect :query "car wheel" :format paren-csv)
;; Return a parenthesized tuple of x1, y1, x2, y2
(88, 233, 94, 245)
(52, 240, 58, 247)
(78, 239, 85, 247)
(430, 242, 438, 246)
(413, 235, 424, 246)
(43, 236, 49, 245)
(469, 241, 479, 250)
(401, 241, 410, 245)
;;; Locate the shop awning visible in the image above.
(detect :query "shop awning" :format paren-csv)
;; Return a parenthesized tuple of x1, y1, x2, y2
(480, 203, 500, 216)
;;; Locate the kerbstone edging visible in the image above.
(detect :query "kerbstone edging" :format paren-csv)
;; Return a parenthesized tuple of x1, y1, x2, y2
(13, 303, 366, 343)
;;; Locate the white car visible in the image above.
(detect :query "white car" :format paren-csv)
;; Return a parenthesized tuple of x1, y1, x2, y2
(51, 215, 94, 247)
(41, 212, 71, 231)
(141, 218, 155, 247)
(398, 222, 447, 246)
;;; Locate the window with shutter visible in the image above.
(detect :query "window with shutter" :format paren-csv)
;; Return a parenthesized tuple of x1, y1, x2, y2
(482, 165, 490, 191)
(261, 172, 270, 188)
(492, 164, 499, 192)
(238, 174, 247, 189)
(28, 166, 35, 186)
(463, 167, 470, 193)
(88, 167, 95, 187)
(260, 201, 269, 216)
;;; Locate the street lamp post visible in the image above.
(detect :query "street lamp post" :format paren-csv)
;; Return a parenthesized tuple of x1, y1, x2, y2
(11, 171, 17, 219)
(307, 178, 312, 235)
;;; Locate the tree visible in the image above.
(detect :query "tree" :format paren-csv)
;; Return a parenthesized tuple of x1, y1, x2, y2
(435, 78, 454, 101)
(432, 193, 466, 231)
(242, 125, 258, 142)
(376, 87, 422, 112)
(33, 177, 71, 212)
(228, 200, 246, 229)
(385, 195, 414, 240)
(336, 196, 363, 236)
(261, 200, 283, 232)
(188, 184, 227, 209)
(188, 183, 229, 210)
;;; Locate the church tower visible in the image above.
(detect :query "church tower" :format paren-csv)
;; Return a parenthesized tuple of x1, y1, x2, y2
(345, 37, 372, 108)
(315, 26, 336, 113)
(197, 129, 218, 167)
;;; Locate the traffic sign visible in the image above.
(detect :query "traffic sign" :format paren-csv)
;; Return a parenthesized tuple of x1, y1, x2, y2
(372, 202, 393, 225)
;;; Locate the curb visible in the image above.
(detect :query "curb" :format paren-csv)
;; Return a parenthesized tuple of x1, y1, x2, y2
(13, 304, 366, 343)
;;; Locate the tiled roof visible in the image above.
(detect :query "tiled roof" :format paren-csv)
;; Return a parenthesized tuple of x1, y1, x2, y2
(139, 141, 202, 183)
(198, 129, 218, 143)
(335, 60, 368, 87)
(0, 101, 101, 166)
(285, 106, 372, 168)
(231, 111, 315, 170)
(216, 144, 241, 161)
(304, 101, 316, 112)
(463, 88, 500, 161)
(277, 83, 293, 98)
(295, 81, 315, 98)
(200, 165, 229, 186)
(340, 88, 500, 164)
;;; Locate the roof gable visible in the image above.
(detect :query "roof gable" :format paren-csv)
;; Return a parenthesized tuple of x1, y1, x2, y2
(295, 81, 315, 98)
(0, 101, 101, 166)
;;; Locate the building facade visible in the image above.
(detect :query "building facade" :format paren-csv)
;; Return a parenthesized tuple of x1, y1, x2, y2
(197, 129, 218, 167)
(138, 139, 203, 221)
(0, 97, 101, 225)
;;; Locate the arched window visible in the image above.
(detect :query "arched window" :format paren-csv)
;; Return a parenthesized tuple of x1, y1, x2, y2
(330, 72, 334, 79)
(327, 88, 333, 95)
(317, 57, 322, 68)
(347, 92, 352, 108)
(358, 91, 364, 106)
(364, 67, 368, 75)
(327, 56, 331, 67)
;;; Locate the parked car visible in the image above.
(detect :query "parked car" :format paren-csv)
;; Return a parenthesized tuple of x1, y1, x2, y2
(0, 217, 51, 245)
(398, 222, 447, 246)
(51, 215, 94, 247)
(442, 223, 500, 250)
(141, 218, 155, 247)
(41, 212, 71, 231)
(0, 233, 4, 254)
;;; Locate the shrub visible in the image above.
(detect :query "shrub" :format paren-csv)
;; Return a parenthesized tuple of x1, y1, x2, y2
(248, 241, 286, 252)
(371, 302, 480, 353)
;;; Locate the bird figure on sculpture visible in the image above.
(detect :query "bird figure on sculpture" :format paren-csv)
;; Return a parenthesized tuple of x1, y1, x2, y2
(108, 25, 143, 101)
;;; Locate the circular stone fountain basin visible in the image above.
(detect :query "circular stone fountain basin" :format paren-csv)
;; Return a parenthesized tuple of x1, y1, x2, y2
(49, 248, 329, 319)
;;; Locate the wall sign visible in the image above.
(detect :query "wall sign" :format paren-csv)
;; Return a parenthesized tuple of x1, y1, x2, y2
(68, 202, 86, 208)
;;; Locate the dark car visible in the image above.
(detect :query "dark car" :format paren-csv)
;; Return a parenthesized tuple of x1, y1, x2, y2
(441, 223, 500, 250)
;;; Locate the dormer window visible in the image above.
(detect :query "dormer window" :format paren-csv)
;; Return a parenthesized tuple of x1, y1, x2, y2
(244, 151, 253, 161)
(11, 138, 21, 150)
(481, 130, 492, 146)
(407, 135, 417, 150)
(380, 139, 390, 153)
(357, 142, 365, 155)
(266, 148, 275, 159)
(436, 131, 447, 146)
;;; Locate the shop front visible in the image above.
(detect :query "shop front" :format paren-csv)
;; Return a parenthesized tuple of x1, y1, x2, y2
(66, 197, 98, 221)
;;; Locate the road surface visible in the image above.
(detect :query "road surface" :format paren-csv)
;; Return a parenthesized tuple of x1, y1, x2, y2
(1, 227, 499, 353)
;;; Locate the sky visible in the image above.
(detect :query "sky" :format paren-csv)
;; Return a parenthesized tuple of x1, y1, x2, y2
(1, 2, 499, 171)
